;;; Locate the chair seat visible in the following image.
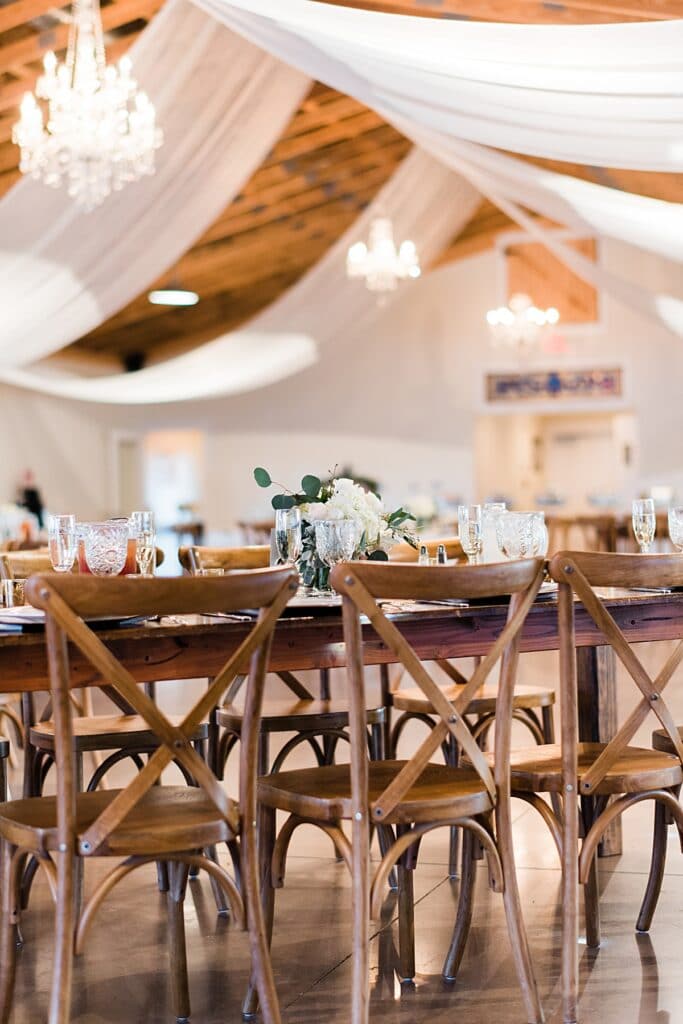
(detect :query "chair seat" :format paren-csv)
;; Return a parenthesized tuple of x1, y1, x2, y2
(652, 726, 683, 755)
(0, 785, 235, 856)
(507, 742, 682, 794)
(257, 759, 492, 825)
(30, 715, 209, 753)
(217, 697, 385, 734)
(392, 682, 555, 716)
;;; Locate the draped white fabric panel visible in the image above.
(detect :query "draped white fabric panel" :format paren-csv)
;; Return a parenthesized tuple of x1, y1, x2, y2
(0, 150, 480, 402)
(0, 0, 310, 367)
(193, 0, 683, 171)
(404, 130, 683, 338)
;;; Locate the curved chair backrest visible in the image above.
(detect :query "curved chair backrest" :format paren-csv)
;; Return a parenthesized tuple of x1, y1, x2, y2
(0, 550, 53, 580)
(389, 536, 464, 563)
(178, 545, 270, 574)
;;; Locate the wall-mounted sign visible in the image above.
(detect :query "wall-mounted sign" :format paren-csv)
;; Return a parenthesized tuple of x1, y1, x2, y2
(486, 367, 622, 404)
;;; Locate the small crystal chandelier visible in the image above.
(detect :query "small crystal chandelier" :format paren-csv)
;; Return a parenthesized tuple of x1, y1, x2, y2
(12, 0, 162, 211)
(486, 292, 560, 352)
(346, 216, 421, 293)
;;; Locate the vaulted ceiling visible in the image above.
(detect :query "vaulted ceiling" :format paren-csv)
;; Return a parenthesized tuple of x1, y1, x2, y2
(1, 0, 682, 370)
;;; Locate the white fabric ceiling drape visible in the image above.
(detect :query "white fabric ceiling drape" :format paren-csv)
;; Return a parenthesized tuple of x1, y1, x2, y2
(0, 149, 480, 402)
(0, 0, 310, 367)
(193, 0, 683, 172)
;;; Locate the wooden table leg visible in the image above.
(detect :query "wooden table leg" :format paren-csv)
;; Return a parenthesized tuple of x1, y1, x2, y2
(576, 645, 621, 857)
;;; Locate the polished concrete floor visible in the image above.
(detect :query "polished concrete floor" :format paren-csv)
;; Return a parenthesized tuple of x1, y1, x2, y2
(3, 649, 683, 1023)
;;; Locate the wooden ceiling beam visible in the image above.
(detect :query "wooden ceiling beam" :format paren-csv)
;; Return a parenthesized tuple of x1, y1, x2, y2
(0, 0, 161, 68)
(0, 0, 71, 35)
(321, 0, 683, 23)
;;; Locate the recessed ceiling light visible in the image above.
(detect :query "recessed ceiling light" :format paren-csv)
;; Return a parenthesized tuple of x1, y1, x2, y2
(148, 289, 199, 307)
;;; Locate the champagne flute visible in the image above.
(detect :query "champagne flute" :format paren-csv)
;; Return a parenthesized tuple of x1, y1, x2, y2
(632, 498, 656, 553)
(275, 507, 302, 566)
(131, 510, 156, 576)
(668, 505, 683, 552)
(457, 504, 483, 564)
(47, 513, 77, 572)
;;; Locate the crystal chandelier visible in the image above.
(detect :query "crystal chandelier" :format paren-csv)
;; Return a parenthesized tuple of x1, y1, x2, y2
(346, 216, 421, 293)
(12, 0, 162, 211)
(486, 292, 560, 352)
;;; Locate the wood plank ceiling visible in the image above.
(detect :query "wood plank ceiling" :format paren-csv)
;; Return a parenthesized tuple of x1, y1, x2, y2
(1, 0, 681, 369)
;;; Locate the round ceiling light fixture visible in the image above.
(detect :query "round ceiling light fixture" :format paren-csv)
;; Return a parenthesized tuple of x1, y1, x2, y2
(148, 289, 199, 307)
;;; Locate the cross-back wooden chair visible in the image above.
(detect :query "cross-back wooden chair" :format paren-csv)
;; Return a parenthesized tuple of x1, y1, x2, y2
(0, 568, 297, 1024)
(178, 545, 387, 779)
(382, 535, 556, 876)
(243, 558, 546, 1024)
(506, 552, 683, 1024)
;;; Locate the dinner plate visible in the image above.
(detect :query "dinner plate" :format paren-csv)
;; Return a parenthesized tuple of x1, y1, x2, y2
(0, 607, 149, 631)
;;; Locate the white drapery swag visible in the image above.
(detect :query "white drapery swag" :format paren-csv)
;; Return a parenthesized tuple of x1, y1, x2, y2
(0, 0, 310, 368)
(194, 0, 683, 336)
(1, 149, 480, 402)
(193, 0, 683, 173)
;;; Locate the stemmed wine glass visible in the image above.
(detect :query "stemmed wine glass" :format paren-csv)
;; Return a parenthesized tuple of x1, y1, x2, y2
(632, 498, 656, 553)
(131, 510, 156, 576)
(47, 514, 77, 572)
(457, 505, 483, 564)
(668, 506, 683, 552)
(275, 507, 302, 566)
(315, 520, 358, 571)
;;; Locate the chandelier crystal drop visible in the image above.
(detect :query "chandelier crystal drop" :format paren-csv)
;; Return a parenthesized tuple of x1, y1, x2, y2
(346, 216, 421, 293)
(486, 292, 560, 352)
(12, 0, 163, 211)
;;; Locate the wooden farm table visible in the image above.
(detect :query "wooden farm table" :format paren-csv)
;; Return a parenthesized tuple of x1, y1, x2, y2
(2, 587, 683, 855)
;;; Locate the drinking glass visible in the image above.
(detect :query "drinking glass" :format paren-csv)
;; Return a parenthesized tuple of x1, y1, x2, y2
(496, 511, 548, 560)
(275, 507, 302, 566)
(315, 520, 358, 568)
(482, 502, 506, 562)
(84, 521, 129, 576)
(47, 513, 76, 572)
(668, 506, 683, 552)
(130, 510, 156, 577)
(457, 504, 483, 564)
(632, 498, 656, 553)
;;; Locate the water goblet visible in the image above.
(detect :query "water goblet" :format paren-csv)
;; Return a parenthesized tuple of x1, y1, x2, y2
(457, 504, 483, 564)
(315, 520, 358, 569)
(632, 498, 656, 553)
(275, 507, 302, 566)
(131, 510, 156, 577)
(497, 512, 535, 560)
(668, 506, 683, 553)
(47, 513, 77, 572)
(84, 521, 129, 577)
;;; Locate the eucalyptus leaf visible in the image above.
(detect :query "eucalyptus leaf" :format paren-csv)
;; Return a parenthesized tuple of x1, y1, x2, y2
(253, 467, 272, 488)
(301, 474, 322, 498)
(271, 493, 296, 510)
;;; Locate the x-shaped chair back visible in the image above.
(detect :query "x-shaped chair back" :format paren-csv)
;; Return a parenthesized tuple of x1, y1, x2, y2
(330, 558, 544, 822)
(178, 545, 270, 574)
(549, 551, 683, 795)
(25, 569, 297, 857)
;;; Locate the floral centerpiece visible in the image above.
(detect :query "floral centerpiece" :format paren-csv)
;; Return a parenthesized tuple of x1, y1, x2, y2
(254, 467, 417, 589)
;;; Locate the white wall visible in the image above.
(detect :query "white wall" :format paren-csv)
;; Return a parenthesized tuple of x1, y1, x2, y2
(1, 235, 681, 528)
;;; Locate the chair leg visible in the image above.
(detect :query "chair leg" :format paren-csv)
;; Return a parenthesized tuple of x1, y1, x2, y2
(369, 723, 397, 892)
(48, 849, 76, 1024)
(396, 860, 415, 984)
(0, 841, 20, 1024)
(581, 798, 600, 949)
(442, 829, 475, 982)
(203, 845, 229, 916)
(636, 800, 668, 933)
(167, 862, 191, 1024)
(496, 800, 545, 1024)
(444, 735, 460, 879)
(242, 805, 277, 1020)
